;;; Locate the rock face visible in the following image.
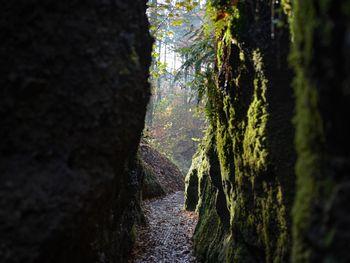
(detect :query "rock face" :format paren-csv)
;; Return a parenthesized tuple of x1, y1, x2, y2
(185, 1, 350, 262)
(185, 1, 296, 262)
(291, 1, 350, 262)
(0, 1, 152, 263)
(140, 143, 184, 199)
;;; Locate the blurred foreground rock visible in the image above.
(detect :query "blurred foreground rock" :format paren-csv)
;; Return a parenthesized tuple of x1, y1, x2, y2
(0, 1, 152, 262)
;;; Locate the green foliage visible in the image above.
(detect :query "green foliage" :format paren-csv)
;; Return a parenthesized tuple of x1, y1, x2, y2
(145, 0, 209, 174)
(147, 0, 201, 38)
(174, 23, 219, 123)
(150, 55, 168, 79)
(146, 91, 206, 174)
(147, 0, 202, 80)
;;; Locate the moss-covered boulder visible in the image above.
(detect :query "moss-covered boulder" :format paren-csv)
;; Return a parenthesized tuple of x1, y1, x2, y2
(140, 143, 184, 197)
(141, 160, 166, 199)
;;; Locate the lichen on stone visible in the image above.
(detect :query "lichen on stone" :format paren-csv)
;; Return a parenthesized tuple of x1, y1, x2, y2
(185, 1, 295, 262)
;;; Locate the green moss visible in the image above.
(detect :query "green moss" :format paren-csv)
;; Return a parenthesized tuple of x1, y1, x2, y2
(216, 25, 234, 68)
(194, 175, 226, 262)
(292, 72, 323, 262)
(186, 130, 232, 263)
(185, 1, 294, 262)
(206, 42, 290, 262)
(216, 117, 234, 182)
(207, 2, 239, 69)
(243, 49, 269, 176)
(281, 0, 292, 17)
(289, 0, 350, 260)
(130, 223, 137, 244)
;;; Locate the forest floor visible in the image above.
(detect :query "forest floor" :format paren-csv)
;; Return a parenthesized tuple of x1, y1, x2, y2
(129, 191, 198, 263)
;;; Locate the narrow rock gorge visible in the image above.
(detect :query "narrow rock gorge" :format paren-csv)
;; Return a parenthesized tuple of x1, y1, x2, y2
(1, 1, 349, 263)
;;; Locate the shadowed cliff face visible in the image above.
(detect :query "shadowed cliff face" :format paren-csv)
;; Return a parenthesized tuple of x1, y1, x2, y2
(0, 1, 152, 262)
(291, 1, 350, 261)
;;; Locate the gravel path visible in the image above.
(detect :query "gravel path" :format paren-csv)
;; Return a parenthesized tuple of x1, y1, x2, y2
(129, 191, 198, 263)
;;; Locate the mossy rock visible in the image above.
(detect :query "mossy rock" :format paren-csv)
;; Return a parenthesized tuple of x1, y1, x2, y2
(141, 161, 166, 199)
(186, 1, 295, 262)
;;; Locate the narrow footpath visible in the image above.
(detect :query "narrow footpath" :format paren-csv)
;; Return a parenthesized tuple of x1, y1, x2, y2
(129, 191, 198, 263)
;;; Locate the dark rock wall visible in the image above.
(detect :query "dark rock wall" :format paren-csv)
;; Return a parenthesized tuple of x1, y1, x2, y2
(185, 1, 296, 262)
(291, 0, 350, 262)
(0, 1, 152, 263)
